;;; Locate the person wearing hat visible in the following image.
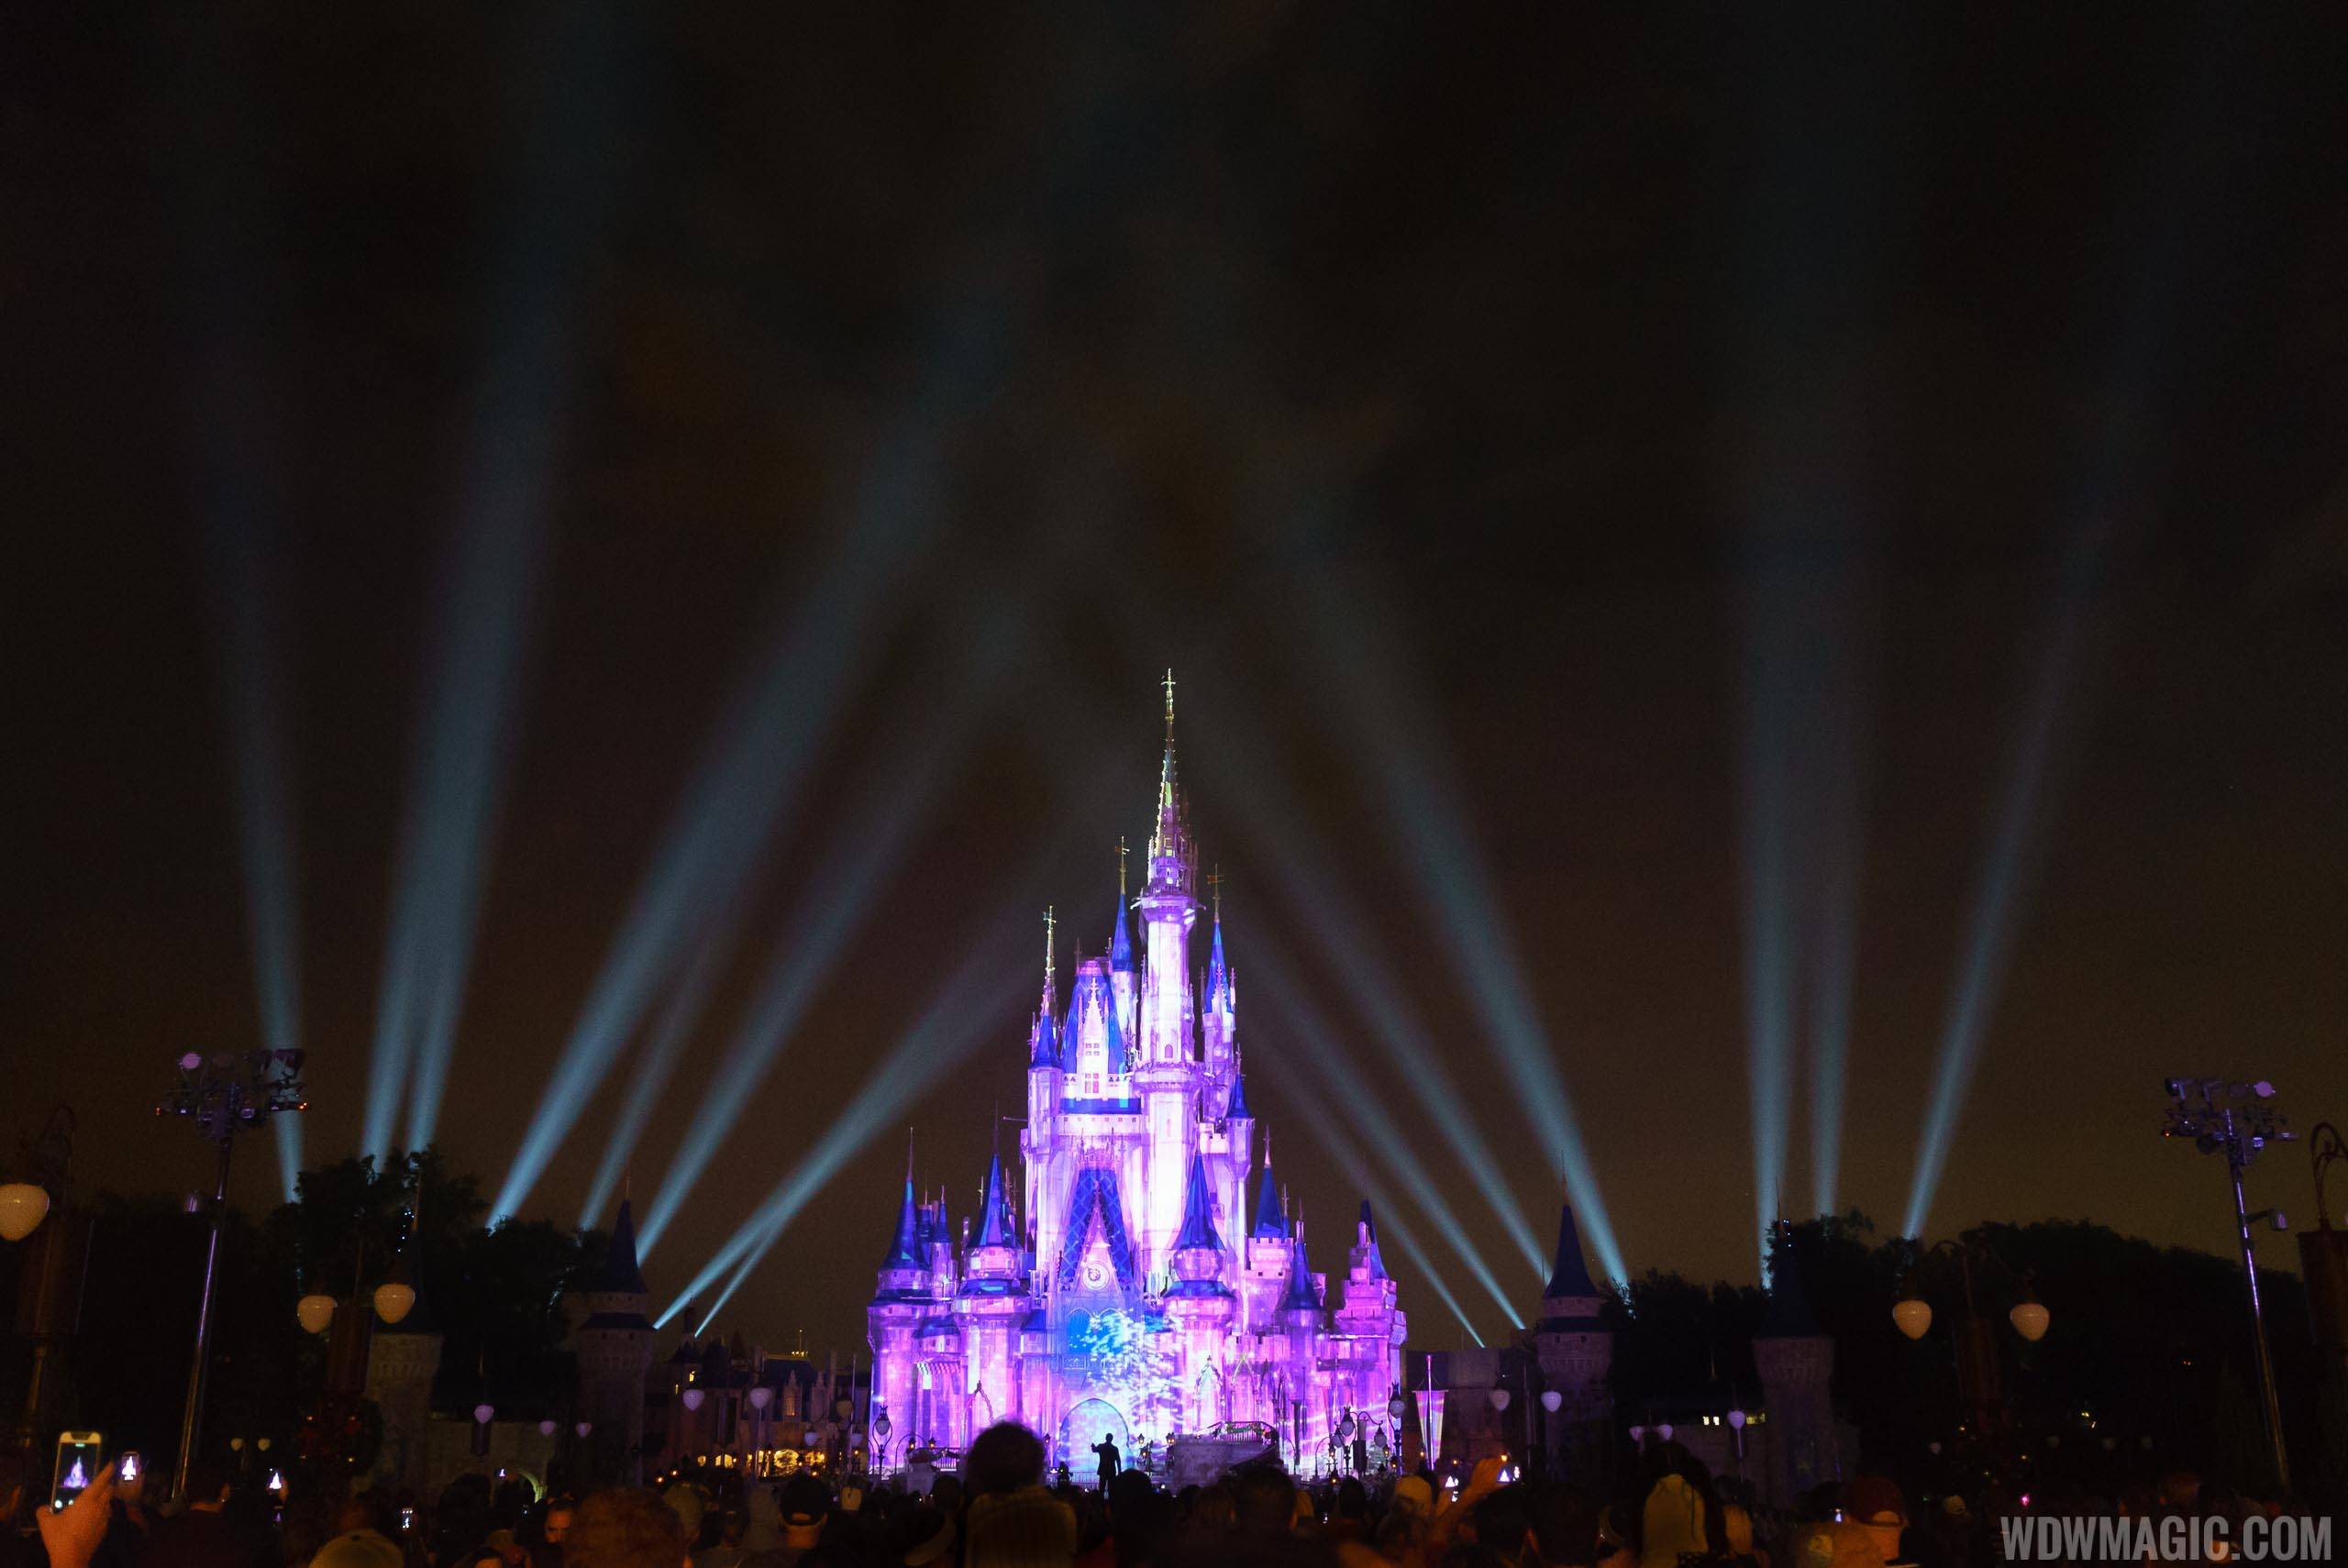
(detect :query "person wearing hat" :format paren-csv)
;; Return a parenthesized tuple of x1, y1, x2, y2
(1840, 1478, 1914, 1568)
(898, 1507, 958, 1568)
(759, 1477, 830, 1568)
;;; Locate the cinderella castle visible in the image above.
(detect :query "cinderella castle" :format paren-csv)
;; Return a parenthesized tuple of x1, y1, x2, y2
(866, 678, 1407, 1473)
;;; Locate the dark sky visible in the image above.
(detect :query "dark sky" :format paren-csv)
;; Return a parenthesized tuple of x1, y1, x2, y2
(6, 4, 2347, 1356)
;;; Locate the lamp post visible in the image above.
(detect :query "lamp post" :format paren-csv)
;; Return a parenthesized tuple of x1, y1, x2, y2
(8, 1107, 88, 1457)
(1893, 1236, 2049, 1442)
(2162, 1077, 2295, 1493)
(157, 1049, 306, 1500)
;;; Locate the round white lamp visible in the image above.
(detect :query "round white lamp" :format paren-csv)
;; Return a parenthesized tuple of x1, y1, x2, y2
(374, 1281, 416, 1325)
(0, 1183, 50, 1242)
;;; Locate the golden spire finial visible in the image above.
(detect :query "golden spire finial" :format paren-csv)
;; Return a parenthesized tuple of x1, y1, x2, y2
(1117, 837, 1128, 901)
(1044, 905, 1056, 998)
(1162, 668, 1177, 740)
(1206, 863, 1223, 921)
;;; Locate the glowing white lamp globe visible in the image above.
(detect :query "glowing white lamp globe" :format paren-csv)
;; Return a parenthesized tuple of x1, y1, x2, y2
(1489, 1389, 1511, 1411)
(1725, 1409, 1746, 1430)
(1629, 1426, 1645, 1443)
(539, 1420, 559, 1437)
(474, 1404, 495, 1425)
(2010, 1300, 2050, 1342)
(1656, 1423, 1673, 1441)
(749, 1386, 772, 1410)
(1541, 1390, 1562, 1413)
(1893, 1298, 1933, 1341)
(576, 1421, 593, 1438)
(0, 1183, 50, 1242)
(804, 1429, 820, 1447)
(373, 1281, 416, 1325)
(681, 1388, 705, 1412)
(297, 1294, 337, 1335)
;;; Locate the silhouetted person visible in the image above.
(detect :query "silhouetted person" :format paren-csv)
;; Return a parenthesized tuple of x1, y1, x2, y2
(1092, 1438, 1121, 1492)
(568, 1492, 688, 1568)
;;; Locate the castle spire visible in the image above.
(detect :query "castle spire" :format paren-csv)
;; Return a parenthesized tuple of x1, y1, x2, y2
(1205, 905, 1231, 1008)
(1172, 1150, 1224, 1254)
(1281, 1229, 1320, 1311)
(976, 1153, 1013, 1249)
(880, 1176, 921, 1272)
(1145, 669, 1191, 894)
(593, 1198, 648, 1296)
(1029, 907, 1061, 1067)
(1252, 1145, 1288, 1239)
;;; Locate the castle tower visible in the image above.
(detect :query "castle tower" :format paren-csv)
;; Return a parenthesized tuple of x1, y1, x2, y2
(1216, 1054, 1256, 1291)
(1242, 1147, 1293, 1333)
(1164, 1153, 1237, 1430)
(576, 1200, 658, 1485)
(957, 1154, 1029, 1433)
(1533, 1203, 1614, 1481)
(364, 1294, 444, 1496)
(1109, 860, 1138, 1044)
(1202, 913, 1235, 1077)
(1023, 912, 1061, 1245)
(1752, 1224, 1840, 1507)
(1134, 672, 1202, 1273)
(1278, 1228, 1326, 1466)
(868, 1177, 930, 1466)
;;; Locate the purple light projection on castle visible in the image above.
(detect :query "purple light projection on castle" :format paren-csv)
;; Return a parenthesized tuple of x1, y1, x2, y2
(868, 677, 1406, 1474)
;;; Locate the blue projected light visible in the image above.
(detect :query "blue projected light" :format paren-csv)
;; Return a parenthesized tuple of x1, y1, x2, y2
(1732, 522, 1871, 1266)
(1256, 1047, 1485, 1347)
(1192, 714, 1550, 1286)
(580, 921, 739, 1230)
(364, 0, 636, 1160)
(1903, 544, 2099, 1239)
(1241, 931, 1525, 1330)
(634, 620, 1020, 1253)
(1737, 591, 1800, 1267)
(1288, 565, 1626, 1286)
(494, 486, 934, 1223)
(1807, 715, 1862, 1220)
(210, 536, 305, 1202)
(661, 938, 1035, 1331)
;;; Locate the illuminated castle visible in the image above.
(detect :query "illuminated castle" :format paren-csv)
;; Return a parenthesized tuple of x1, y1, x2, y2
(867, 678, 1406, 1474)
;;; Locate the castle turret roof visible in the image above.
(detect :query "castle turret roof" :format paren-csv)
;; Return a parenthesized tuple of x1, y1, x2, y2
(1172, 1152, 1224, 1254)
(1252, 1154, 1288, 1239)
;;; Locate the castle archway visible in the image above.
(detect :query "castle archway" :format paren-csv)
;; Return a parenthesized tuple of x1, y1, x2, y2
(1062, 1398, 1130, 1485)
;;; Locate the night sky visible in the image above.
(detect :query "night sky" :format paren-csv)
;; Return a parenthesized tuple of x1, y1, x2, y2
(6, 5, 2347, 1355)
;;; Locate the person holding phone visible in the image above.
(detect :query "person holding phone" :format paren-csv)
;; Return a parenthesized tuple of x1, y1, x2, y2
(34, 1456, 121, 1568)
